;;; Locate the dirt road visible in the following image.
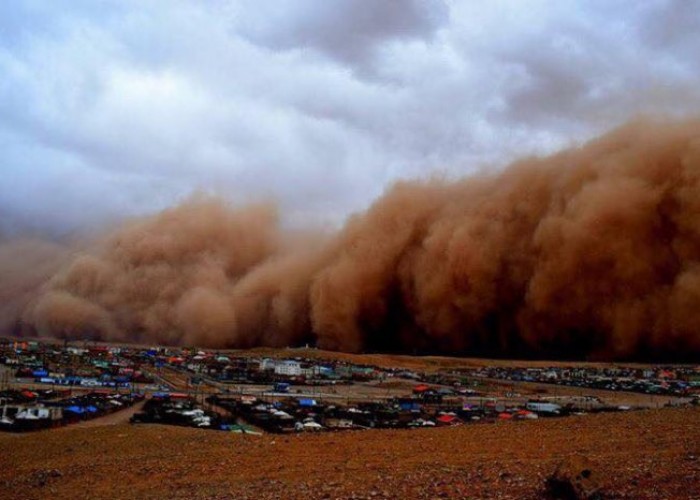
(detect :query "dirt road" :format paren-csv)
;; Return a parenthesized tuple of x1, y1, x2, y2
(57, 400, 146, 430)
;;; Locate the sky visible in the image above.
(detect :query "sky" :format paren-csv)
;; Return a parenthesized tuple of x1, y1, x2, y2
(1, 0, 700, 237)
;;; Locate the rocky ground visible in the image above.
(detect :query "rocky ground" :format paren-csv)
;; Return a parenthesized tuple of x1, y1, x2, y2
(1, 406, 699, 499)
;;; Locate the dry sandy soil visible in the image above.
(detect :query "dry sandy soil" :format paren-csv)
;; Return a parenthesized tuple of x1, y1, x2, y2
(225, 347, 674, 372)
(1, 406, 699, 499)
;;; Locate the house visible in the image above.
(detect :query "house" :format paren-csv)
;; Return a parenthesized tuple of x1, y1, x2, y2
(350, 367, 376, 380)
(526, 401, 561, 415)
(260, 358, 277, 372)
(397, 398, 421, 412)
(314, 365, 334, 377)
(275, 360, 302, 377)
(300, 364, 315, 377)
(274, 382, 290, 393)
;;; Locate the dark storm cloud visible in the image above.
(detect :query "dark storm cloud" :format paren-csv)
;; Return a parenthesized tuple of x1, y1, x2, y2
(235, 0, 449, 70)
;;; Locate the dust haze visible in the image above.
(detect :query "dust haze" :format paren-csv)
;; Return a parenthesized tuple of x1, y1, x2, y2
(5, 119, 700, 360)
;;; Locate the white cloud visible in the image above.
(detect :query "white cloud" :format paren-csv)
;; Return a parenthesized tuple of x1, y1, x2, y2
(0, 0, 699, 236)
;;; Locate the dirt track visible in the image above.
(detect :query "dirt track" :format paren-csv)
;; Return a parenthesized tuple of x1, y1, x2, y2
(61, 401, 146, 430)
(2, 406, 699, 499)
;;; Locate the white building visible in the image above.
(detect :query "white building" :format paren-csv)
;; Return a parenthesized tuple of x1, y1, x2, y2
(274, 360, 302, 377)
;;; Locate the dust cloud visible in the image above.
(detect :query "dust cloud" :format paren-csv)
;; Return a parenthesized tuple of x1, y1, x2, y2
(7, 119, 700, 360)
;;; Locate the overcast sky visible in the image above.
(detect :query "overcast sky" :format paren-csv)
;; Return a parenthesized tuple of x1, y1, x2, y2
(2, 0, 699, 236)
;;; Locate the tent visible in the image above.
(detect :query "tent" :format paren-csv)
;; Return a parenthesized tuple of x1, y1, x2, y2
(412, 384, 431, 394)
(516, 410, 538, 420)
(21, 390, 37, 400)
(436, 414, 459, 425)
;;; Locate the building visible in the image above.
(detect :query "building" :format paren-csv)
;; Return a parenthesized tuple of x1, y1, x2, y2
(259, 358, 277, 372)
(274, 360, 301, 377)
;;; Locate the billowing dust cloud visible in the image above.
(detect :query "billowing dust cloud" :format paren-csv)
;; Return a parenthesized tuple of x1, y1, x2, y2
(0, 239, 71, 335)
(8, 118, 700, 360)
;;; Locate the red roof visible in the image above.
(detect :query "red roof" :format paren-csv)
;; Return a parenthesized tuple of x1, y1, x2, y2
(413, 384, 431, 393)
(437, 414, 458, 424)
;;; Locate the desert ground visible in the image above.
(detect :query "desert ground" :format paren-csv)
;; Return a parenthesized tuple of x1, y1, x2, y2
(1, 406, 699, 499)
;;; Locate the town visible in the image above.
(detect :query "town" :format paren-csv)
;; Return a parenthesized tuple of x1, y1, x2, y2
(1, 338, 698, 434)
